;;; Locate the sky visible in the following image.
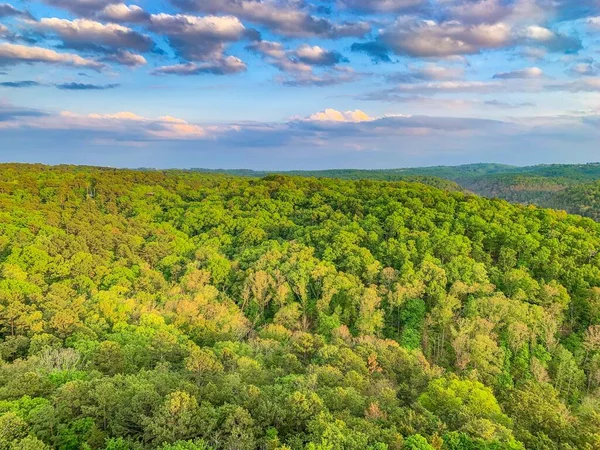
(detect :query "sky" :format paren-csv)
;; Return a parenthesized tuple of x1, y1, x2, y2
(0, 0, 599, 169)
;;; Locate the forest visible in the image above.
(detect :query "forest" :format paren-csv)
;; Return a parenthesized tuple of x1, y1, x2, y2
(1, 163, 600, 449)
(198, 163, 600, 221)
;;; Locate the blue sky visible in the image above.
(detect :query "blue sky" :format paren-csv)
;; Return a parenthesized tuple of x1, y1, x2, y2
(0, 0, 599, 169)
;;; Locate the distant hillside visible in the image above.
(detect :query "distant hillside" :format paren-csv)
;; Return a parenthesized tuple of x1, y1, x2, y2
(192, 163, 600, 220)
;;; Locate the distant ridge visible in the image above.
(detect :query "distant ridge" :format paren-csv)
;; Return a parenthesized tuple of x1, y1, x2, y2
(188, 162, 600, 220)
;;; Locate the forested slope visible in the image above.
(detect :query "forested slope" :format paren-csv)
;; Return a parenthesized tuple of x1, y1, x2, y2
(195, 163, 600, 220)
(1, 164, 600, 449)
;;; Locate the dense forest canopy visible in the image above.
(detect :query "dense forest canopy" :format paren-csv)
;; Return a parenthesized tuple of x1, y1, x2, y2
(1, 164, 600, 449)
(195, 163, 600, 221)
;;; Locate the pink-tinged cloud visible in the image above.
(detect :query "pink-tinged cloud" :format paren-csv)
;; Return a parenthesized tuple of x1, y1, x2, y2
(0, 43, 105, 70)
(32, 17, 154, 52)
(103, 50, 147, 67)
(307, 109, 373, 122)
(16, 110, 210, 140)
(98, 3, 149, 23)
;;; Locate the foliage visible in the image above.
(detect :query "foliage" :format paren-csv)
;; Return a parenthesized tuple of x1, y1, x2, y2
(0, 164, 599, 449)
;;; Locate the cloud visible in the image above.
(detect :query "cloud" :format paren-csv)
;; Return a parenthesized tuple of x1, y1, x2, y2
(493, 66, 544, 79)
(102, 50, 147, 66)
(149, 14, 247, 63)
(440, 0, 528, 25)
(0, 102, 48, 122)
(3, 99, 600, 169)
(352, 16, 582, 62)
(337, 0, 426, 14)
(151, 58, 247, 76)
(570, 62, 599, 76)
(545, 78, 600, 92)
(360, 80, 503, 101)
(388, 63, 465, 82)
(249, 40, 357, 86)
(97, 3, 149, 23)
(289, 110, 518, 141)
(0, 80, 41, 88)
(520, 46, 547, 60)
(588, 17, 600, 29)
(278, 67, 359, 87)
(350, 41, 392, 63)
(0, 43, 105, 71)
(3, 108, 210, 140)
(379, 19, 513, 58)
(364, 76, 600, 102)
(307, 108, 373, 122)
(549, 0, 600, 21)
(294, 45, 348, 66)
(484, 100, 535, 108)
(32, 18, 154, 53)
(0, 101, 515, 145)
(518, 25, 582, 53)
(0, 80, 122, 90)
(249, 41, 312, 74)
(56, 82, 120, 90)
(172, 0, 370, 38)
(395, 80, 502, 92)
(0, 3, 33, 18)
(40, 0, 116, 16)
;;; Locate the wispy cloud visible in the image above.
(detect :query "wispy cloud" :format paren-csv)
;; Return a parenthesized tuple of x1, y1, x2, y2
(493, 67, 544, 79)
(0, 80, 41, 88)
(56, 82, 120, 90)
(151, 58, 247, 76)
